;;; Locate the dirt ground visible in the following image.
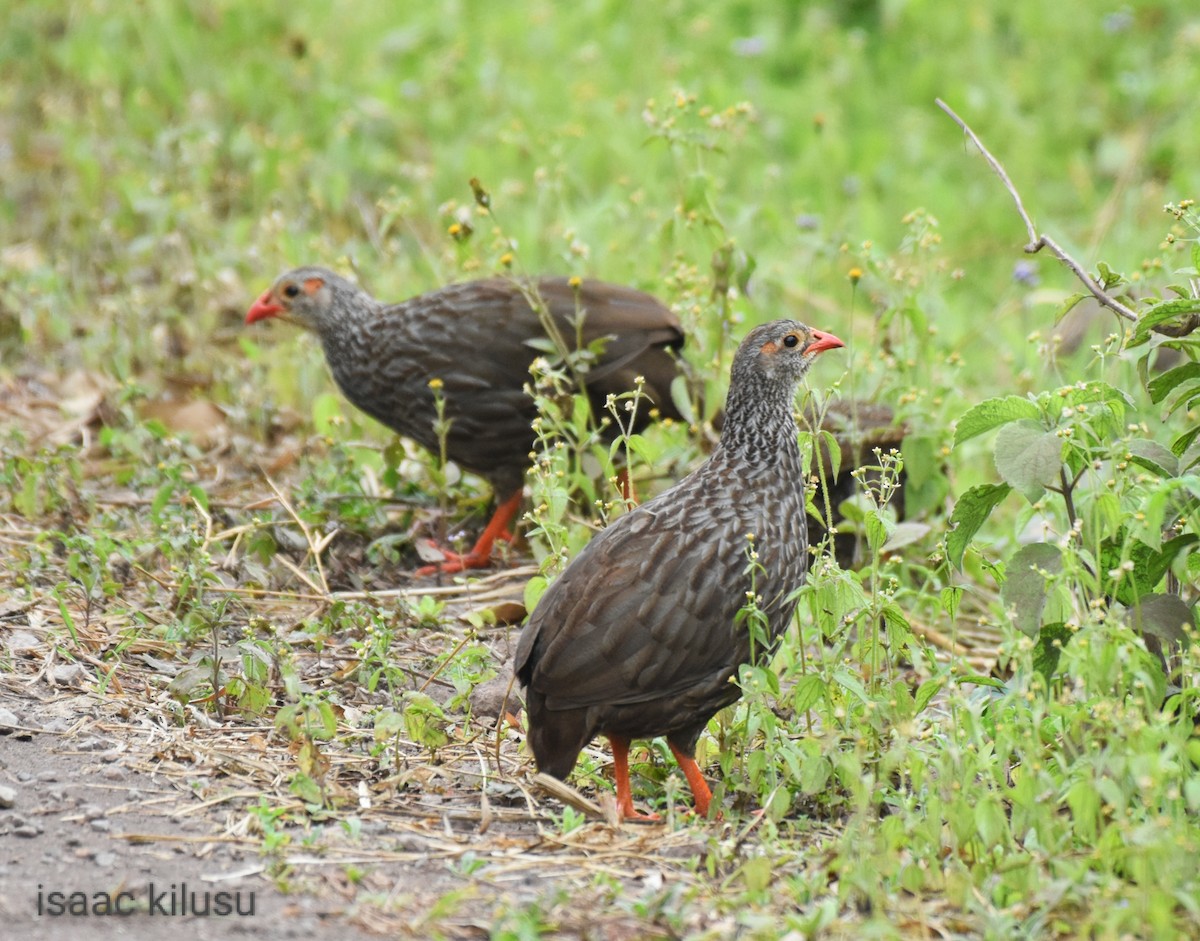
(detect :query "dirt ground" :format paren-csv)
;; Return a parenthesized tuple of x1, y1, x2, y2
(0, 604, 716, 941)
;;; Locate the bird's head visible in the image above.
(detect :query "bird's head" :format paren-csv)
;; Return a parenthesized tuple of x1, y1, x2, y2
(245, 267, 350, 332)
(738, 319, 845, 385)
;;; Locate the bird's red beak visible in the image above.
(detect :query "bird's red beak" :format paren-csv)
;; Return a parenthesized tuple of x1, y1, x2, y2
(808, 329, 846, 355)
(245, 290, 283, 324)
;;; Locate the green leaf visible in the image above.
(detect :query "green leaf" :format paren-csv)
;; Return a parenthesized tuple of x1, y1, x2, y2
(914, 677, 944, 715)
(791, 673, 826, 713)
(1053, 292, 1089, 325)
(1130, 296, 1200, 346)
(957, 674, 1007, 690)
(1031, 622, 1072, 681)
(863, 510, 893, 553)
(1124, 438, 1179, 477)
(1095, 260, 1125, 290)
(1100, 532, 1199, 605)
(946, 483, 1012, 570)
(975, 795, 1009, 848)
(1171, 424, 1200, 458)
(940, 586, 964, 621)
(1127, 593, 1194, 648)
(993, 420, 1063, 501)
(1001, 543, 1063, 637)
(1147, 361, 1200, 406)
(1066, 779, 1100, 843)
(953, 396, 1041, 447)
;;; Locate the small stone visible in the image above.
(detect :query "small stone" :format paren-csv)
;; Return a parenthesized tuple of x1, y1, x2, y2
(35, 770, 58, 783)
(89, 819, 111, 833)
(0, 785, 16, 809)
(93, 851, 117, 867)
(469, 676, 523, 718)
(13, 825, 40, 838)
(4, 631, 40, 653)
(100, 766, 125, 781)
(50, 663, 85, 685)
(0, 707, 20, 730)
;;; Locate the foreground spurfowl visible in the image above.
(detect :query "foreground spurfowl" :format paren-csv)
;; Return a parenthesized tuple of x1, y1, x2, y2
(515, 319, 845, 819)
(246, 267, 691, 574)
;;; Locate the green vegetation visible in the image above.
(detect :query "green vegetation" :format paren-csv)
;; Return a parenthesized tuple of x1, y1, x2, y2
(2, 2, 1198, 938)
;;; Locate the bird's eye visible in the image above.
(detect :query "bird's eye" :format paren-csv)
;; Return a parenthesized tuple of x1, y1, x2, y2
(283, 284, 300, 299)
(783, 333, 800, 348)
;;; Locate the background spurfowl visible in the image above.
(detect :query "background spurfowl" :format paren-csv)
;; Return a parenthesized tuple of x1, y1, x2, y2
(515, 319, 844, 819)
(246, 267, 695, 574)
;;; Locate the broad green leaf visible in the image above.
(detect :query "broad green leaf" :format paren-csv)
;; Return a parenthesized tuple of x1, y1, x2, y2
(1124, 438, 1178, 477)
(1100, 532, 1199, 605)
(914, 677, 944, 715)
(1130, 296, 1200, 346)
(881, 521, 931, 552)
(994, 420, 1063, 501)
(791, 673, 826, 713)
(975, 795, 1009, 848)
(946, 483, 1012, 570)
(1066, 779, 1100, 842)
(1058, 380, 1134, 412)
(940, 586, 964, 621)
(1127, 593, 1194, 648)
(523, 575, 549, 613)
(1147, 361, 1200, 405)
(864, 510, 893, 553)
(1000, 542, 1062, 637)
(953, 396, 1041, 447)
(1031, 622, 1072, 681)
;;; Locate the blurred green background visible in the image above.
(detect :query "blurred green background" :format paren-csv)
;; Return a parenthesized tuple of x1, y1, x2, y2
(4, 1, 1197, 401)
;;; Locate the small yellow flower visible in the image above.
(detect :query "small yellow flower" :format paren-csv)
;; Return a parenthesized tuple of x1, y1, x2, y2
(568, 275, 582, 289)
(448, 223, 462, 237)
(499, 252, 514, 267)
(428, 377, 444, 390)
(848, 267, 863, 284)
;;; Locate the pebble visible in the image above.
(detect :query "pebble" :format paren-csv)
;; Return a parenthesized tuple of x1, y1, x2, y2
(4, 630, 40, 653)
(0, 785, 16, 809)
(90, 819, 111, 833)
(50, 663, 85, 685)
(35, 770, 58, 783)
(468, 675, 523, 718)
(13, 824, 40, 838)
(93, 851, 117, 867)
(0, 707, 20, 729)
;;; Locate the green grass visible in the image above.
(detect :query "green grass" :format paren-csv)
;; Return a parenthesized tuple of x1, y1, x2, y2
(2, 2, 1199, 938)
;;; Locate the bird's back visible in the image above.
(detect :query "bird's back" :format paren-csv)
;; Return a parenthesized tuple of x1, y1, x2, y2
(323, 277, 688, 492)
(515, 440, 808, 752)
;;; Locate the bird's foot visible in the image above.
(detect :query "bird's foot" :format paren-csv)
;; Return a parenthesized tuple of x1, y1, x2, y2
(615, 798, 661, 822)
(414, 541, 493, 577)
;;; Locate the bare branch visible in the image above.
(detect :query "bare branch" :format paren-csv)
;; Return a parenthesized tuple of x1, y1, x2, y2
(936, 98, 1140, 325)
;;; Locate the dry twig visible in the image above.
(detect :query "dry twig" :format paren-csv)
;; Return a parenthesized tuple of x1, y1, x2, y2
(936, 98, 1146, 325)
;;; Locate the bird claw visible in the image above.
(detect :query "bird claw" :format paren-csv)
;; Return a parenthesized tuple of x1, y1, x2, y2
(413, 541, 493, 577)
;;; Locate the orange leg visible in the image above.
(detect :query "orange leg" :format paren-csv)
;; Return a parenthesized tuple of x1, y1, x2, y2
(415, 489, 523, 577)
(608, 735, 660, 821)
(668, 741, 714, 818)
